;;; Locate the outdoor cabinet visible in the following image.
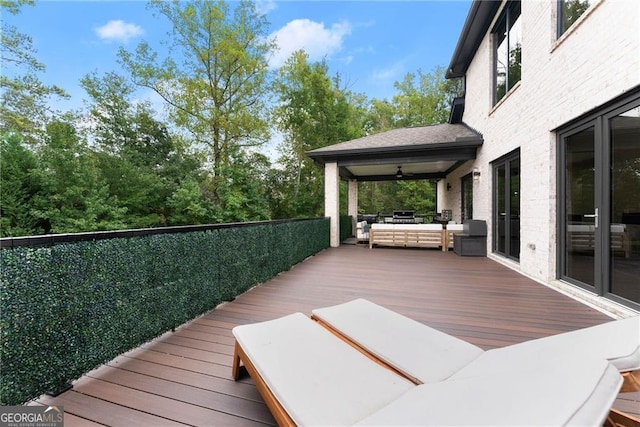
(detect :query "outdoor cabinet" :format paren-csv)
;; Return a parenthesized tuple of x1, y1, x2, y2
(453, 220, 487, 256)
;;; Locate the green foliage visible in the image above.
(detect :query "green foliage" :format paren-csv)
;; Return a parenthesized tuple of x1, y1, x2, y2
(167, 177, 215, 225)
(366, 66, 463, 133)
(358, 181, 436, 216)
(358, 66, 454, 214)
(272, 51, 366, 219)
(561, 0, 591, 33)
(118, 0, 274, 205)
(81, 71, 208, 228)
(0, 218, 329, 405)
(29, 119, 127, 233)
(213, 149, 272, 222)
(1, 0, 466, 235)
(0, 133, 42, 236)
(0, 1, 68, 142)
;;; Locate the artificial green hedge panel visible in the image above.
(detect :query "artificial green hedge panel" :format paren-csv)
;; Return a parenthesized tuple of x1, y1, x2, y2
(0, 218, 329, 405)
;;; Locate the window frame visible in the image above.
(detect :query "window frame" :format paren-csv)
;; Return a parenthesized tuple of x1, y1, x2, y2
(556, 87, 640, 310)
(492, 1, 522, 105)
(557, 0, 593, 38)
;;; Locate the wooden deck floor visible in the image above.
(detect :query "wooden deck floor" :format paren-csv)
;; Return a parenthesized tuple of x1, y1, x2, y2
(34, 245, 638, 425)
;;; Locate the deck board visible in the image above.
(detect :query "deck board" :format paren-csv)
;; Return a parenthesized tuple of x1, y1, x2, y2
(31, 245, 638, 424)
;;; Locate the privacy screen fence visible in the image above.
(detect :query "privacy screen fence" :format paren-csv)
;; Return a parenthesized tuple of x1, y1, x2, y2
(0, 218, 330, 405)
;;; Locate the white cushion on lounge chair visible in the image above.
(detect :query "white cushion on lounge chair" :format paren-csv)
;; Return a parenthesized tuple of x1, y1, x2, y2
(312, 298, 484, 383)
(232, 312, 414, 426)
(450, 315, 640, 381)
(315, 299, 640, 382)
(355, 358, 622, 426)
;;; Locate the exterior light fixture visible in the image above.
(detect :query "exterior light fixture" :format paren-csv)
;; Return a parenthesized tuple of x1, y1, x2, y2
(473, 167, 481, 180)
(446, 183, 452, 191)
(396, 166, 403, 179)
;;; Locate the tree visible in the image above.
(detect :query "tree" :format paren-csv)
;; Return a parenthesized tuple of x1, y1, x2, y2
(272, 50, 365, 218)
(81, 71, 206, 227)
(358, 67, 460, 216)
(30, 118, 126, 233)
(0, 132, 42, 236)
(166, 177, 215, 225)
(213, 148, 271, 222)
(390, 66, 462, 129)
(364, 99, 395, 133)
(80, 71, 139, 155)
(0, 0, 68, 142)
(118, 0, 274, 208)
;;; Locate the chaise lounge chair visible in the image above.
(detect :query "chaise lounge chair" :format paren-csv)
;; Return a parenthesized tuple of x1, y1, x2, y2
(232, 310, 624, 426)
(311, 298, 640, 425)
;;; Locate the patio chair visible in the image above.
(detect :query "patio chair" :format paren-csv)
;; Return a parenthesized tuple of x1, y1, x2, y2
(355, 221, 369, 244)
(231, 311, 622, 426)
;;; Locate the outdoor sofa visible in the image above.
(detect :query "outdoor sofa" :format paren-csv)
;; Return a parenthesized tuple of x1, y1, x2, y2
(369, 223, 445, 250)
(231, 298, 638, 426)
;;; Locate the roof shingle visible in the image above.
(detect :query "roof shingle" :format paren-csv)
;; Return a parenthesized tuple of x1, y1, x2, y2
(307, 123, 482, 156)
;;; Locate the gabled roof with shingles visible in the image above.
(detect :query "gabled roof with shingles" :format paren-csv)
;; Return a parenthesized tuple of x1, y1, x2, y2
(307, 123, 482, 158)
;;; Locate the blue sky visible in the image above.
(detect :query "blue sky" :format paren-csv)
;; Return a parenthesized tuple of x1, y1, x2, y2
(6, 0, 472, 113)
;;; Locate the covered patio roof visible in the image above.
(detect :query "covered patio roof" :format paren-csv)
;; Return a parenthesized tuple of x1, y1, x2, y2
(306, 123, 483, 182)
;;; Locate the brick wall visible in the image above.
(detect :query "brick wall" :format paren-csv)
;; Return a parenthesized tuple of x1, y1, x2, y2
(444, 0, 640, 283)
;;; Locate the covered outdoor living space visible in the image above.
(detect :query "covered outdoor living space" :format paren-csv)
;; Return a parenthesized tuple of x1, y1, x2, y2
(33, 245, 638, 425)
(306, 122, 483, 246)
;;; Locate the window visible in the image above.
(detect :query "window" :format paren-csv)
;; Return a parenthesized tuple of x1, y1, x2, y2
(493, 1, 522, 104)
(558, 0, 593, 37)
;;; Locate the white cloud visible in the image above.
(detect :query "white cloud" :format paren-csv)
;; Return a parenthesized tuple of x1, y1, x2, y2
(371, 61, 405, 83)
(95, 20, 144, 43)
(268, 19, 352, 68)
(340, 55, 354, 65)
(255, 0, 277, 15)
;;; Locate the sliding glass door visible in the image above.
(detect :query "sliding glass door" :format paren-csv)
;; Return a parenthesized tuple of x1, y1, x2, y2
(559, 92, 640, 307)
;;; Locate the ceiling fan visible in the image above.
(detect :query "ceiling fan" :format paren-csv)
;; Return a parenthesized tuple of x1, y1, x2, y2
(395, 166, 413, 179)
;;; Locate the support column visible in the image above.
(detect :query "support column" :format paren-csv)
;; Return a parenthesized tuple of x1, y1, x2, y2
(324, 162, 340, 247)
(348, 179, 358, 235)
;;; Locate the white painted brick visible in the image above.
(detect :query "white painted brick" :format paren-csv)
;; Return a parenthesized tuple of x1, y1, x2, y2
(449, 0, 640, 283)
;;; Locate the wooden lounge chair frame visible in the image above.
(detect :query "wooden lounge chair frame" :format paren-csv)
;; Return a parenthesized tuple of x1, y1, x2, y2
(232, 342, 295, 426)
